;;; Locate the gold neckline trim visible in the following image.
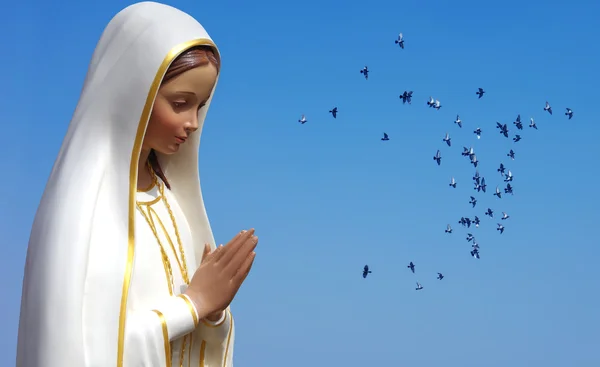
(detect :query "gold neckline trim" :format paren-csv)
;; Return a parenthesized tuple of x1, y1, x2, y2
(136, 195, 162, 206)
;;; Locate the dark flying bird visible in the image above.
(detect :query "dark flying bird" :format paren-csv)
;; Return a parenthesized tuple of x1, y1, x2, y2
(478, 177, 487, 193)
(362, 265, 372, 278)
(507, 149, 515, 160)
(329, 107, 338, 118)
(437, 273, 444, 280)
(471, 248, 480, 259)
(544, 101, 552, 115)
(497, 223, 505, 234)
(434, 150, 442, 165)
(496, 122, 509, 138)
(476, 87, 485, 98)
(400, 90, 413, 104)
(466, 233, 475, 242)
(443, 132, 452, 146)
(469, 196, 477, 208)
(504, 170, 513, 182)
(445, 224, 453, 233)
(513, 134, 522, 142)
(298, 114, 307, 124)
(415, 282, 423, 290)
(459, 217, 472, 228)
(474, 127, 482, 139)
(360, 66, 369, 80)
(514, 115, 524, 130)
(485, 208, 494, 217)
(395, 33, 405, 49)
(529, 117, 538, 129)
(381, 132, 389, 141)
(498, 163, 506, 175)
(473, 216, 481, 227)
(408, 262, 415, 273)
(565, 108, 573, 119)
(504, 183, 514, 195)
(449, 177, 457, 188)
(494, 186, 502, 199)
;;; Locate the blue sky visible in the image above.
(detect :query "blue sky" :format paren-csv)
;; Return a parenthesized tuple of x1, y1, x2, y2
(2, 0, 599, 365)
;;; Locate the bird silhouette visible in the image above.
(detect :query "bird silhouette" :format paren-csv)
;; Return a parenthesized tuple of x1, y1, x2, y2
(329, 107, 338, 118)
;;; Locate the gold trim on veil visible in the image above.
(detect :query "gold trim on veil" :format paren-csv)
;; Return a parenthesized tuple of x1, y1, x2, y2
(118, 38, 219, 367)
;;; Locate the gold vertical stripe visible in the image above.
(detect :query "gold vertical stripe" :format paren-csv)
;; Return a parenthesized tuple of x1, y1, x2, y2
(222, 310, 234, 367)
(137, 204, 174, 295)
(152, 310, 172, 367)
(148, 206, 186, 277)
(187, 334, 193, 367)
(179, 334, 188, 367)
(178, 294, 199, 327)
(117, 38, 219, 367)
(199, 340, 206, 367)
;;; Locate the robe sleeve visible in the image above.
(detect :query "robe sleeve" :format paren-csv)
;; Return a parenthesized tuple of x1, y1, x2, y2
(123, 294, 198, 365)
(198, 308, 235, 366)
(198, 307, 231, 342)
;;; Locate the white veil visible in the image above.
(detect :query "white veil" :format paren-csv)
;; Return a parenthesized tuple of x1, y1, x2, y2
(16, 2, 221, 366)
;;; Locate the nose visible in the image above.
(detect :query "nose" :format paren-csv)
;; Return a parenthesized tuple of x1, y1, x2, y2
(185, 113, 199, 133)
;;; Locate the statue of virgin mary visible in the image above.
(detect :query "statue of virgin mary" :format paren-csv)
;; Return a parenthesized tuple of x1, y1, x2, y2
(16, 2, 236, 366)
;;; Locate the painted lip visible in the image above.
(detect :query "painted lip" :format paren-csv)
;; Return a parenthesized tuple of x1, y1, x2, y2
(175, 136, 187, 143)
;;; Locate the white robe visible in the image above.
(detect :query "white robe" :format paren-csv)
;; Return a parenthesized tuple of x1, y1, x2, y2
(128, 178, 234, 366)
(16, 2, 235, 366)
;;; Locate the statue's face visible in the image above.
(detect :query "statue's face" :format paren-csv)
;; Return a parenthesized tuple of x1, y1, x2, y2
(143, 63, 218, 154)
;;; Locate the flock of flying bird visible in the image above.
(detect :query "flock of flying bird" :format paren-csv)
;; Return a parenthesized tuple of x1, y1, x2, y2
(297, 33, 575, 291)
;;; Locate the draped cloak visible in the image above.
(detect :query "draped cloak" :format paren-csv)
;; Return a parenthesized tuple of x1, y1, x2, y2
(16, 2, 234, 366)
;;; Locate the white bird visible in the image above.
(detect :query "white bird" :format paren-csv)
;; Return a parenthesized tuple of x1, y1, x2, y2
(415, 282, 423, 290)
(455, 114, 462, 128)
(529, 117, 537, 129)
(443, 132, 451, 146)
(434, 99, 441, 110)
(298, 114, 307, 124)
(395, 33, 404, 49)
(445, 224, 453, 233)
(449, 177, 457, 188)
(427, 96, 435, 107)
(544, 101, 552, 115)
(502, 212, 510, 220)
(470, 153, 478, 167)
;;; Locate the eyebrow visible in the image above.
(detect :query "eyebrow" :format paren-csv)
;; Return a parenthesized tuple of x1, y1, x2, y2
(173, 91, 196, 96)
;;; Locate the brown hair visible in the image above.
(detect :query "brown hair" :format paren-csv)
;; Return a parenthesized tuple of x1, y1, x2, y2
(148, 45, 220, 189)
